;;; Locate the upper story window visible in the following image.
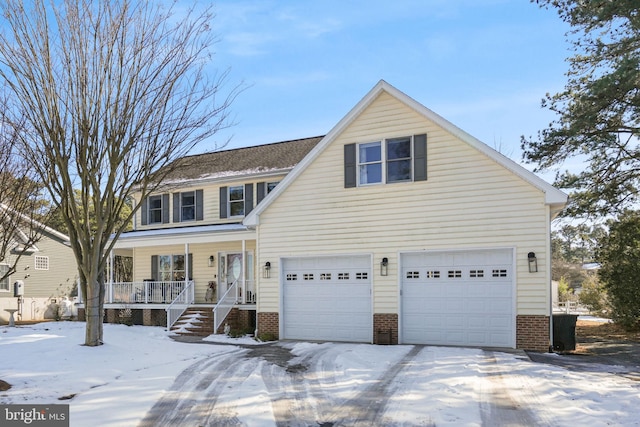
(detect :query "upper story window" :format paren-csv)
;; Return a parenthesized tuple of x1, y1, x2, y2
(148, 195, 163, 224)
(344, 134, 427, 188)
(229, 185, 244, 217)
(173, 189, 203, 223)
(0, 264, 9, 291)
(219, 184, 253, 219)
(181, 192, 195, 221)
(267, 182, 279, 193)
(141, 194, 169, 225)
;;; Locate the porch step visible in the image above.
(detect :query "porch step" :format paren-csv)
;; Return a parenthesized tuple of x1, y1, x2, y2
(170, 307, 214, 337)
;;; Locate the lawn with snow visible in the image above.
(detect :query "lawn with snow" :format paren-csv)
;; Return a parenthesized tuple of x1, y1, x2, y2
(1, 322, 638, 426)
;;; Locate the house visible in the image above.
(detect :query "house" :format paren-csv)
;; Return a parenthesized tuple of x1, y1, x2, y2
(0, 207, 77, 323)
(95, 80, 567, 351)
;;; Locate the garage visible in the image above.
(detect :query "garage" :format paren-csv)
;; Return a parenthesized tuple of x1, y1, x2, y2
(282, 255, 372, 342)
(401, 248, 514, 348)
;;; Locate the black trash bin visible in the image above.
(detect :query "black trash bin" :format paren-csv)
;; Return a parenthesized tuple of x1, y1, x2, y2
(552, 314, 578, 352)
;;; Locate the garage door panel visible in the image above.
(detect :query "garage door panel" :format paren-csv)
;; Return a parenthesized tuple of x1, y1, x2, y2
(283, 256, 372, 343)
(401, 249, 514, 348)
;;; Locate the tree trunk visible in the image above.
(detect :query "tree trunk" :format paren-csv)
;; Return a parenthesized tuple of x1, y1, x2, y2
(83, 274, 105, 346)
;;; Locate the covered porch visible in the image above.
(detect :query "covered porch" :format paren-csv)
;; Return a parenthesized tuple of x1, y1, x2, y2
(82, 224, 258, 330)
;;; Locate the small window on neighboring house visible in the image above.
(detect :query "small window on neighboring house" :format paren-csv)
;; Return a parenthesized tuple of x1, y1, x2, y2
(229, 185, 244, 217)
(181, 192, 195, 221)
(0, 264, 9, 291)
(148, 195, 163, 224)
(34, 256, 49, 271)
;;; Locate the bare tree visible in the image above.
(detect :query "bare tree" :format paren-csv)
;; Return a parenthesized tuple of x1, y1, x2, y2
(0, 108, 47, 285)
(0, 0, 235, 345)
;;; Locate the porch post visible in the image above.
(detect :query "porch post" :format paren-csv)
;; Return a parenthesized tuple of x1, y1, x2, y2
(185, 243, 190, 303)
(241, 239, 246, 303)
(109, 250, 114, 303)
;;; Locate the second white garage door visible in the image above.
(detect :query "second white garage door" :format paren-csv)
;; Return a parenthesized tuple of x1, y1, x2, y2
(401, 249, 514, 348)
(282, 255, 372, 342)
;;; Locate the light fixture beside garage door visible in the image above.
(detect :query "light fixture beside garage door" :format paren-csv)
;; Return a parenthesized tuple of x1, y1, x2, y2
(380, 257, 389, 276)
(263, 261, 271, 278)
(528, 252, 538, 273)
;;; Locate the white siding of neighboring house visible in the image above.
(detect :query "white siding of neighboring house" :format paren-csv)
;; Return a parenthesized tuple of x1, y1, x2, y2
(256, 91, 551, 316)
(0, 230, 76, 322)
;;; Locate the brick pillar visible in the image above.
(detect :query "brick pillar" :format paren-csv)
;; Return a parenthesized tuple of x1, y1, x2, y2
(373, 313, 398, 344)
(257, 312, 279, 340)
(516, 315, 550, 352)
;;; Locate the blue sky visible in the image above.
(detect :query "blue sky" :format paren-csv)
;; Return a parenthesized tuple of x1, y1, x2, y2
(205, 0, 572, 174)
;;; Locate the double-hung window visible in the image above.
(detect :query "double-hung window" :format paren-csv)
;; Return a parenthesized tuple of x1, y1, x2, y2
(345, 133, 426, 188)
(229, 185, 244, 217)
(148, 195, 163, 224)
(181, 191, 196, 221)
(359, 142, 383, 185)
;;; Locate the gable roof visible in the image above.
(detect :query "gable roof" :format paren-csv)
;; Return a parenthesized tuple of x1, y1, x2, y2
(245, 80, 568, 227)
(161, 136, 324, 184)
(0, 203, 71, 252)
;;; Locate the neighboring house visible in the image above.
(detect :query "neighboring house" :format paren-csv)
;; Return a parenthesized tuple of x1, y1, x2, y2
(94, 80, 567, 351)
(0, 211, 77, 323)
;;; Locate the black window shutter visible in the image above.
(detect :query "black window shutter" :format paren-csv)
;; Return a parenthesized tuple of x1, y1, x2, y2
(173, 193, 180, 223)
(256, 182, 266, 204)
(141, 197, 148, 225)
(245, 183, 254, 214)
(344, 143, 356, 188)
(151, 255, 158, 281)
(219, 186, 228, 219)
(196, 189, 204, 221)
(188, 253, 193, 280)
(413, 134, 427, 181)
(162, 194, 170, 223)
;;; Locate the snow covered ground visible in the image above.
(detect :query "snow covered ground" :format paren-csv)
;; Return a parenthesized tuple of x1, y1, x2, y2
(1, 321, 638, 426)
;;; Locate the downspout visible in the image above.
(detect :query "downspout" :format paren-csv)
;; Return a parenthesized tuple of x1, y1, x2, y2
(547, 204, 554, 353)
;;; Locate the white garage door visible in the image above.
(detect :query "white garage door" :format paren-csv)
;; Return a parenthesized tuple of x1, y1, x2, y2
(282, 255, 372, 342)
(401, 249, 514, 348)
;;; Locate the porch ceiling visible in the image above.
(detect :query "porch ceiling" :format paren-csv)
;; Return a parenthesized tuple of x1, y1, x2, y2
(112, 224, 256, 248)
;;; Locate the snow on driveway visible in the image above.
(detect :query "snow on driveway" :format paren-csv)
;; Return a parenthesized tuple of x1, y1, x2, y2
(1, 322, 639, 426)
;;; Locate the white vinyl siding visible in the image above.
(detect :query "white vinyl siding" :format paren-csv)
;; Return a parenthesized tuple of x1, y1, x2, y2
(257, 91, 550, 315)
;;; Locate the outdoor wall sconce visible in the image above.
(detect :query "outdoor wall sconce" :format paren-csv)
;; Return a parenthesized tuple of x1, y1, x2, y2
(528, 252, 538, 273)
(380, 257, 389, 276)
(263, 261, 271, 279)
(208, 255, 215, 267)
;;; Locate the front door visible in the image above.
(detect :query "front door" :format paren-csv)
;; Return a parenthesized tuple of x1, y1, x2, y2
(218, 253, 243, 299)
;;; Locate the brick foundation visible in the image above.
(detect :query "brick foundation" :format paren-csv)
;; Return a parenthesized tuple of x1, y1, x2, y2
(516, 315, 550, 352)
(373, 313, 398, 345)
(257, 312, 279, 340)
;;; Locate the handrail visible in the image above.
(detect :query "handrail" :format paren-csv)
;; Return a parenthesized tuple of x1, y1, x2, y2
(213, 280, 238, 333)
(165, 281, 195, 330)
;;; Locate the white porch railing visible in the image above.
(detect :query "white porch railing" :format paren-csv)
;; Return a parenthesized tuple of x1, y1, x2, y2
(166, 281, 195, 330)
(107, 281, 191, 304)
(213, 280, 238, 333)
